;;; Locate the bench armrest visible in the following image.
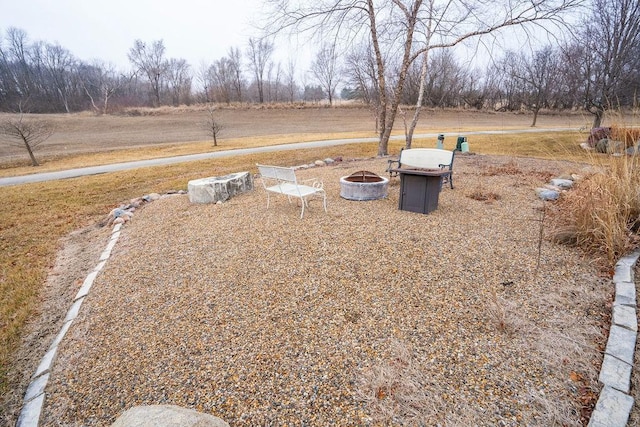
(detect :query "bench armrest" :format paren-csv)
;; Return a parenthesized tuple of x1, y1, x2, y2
(300, 177, 324, 189)
(387, 159, 400, 176)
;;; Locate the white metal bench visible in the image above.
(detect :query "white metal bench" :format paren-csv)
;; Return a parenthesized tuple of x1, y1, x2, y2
(256, 164, 327, 218)
(387, 148, 455, 189)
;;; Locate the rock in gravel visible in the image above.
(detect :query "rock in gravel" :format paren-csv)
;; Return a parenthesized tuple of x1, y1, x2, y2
(550, 178, 574, 189)
(536, 188, 560, 200)
(111, 405, 229, 427)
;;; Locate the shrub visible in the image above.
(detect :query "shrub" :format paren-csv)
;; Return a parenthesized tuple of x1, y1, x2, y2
(610, 125, 640, 148)
(553, 155, 640, 266)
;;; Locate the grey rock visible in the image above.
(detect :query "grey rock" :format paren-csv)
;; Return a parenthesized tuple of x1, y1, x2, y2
(616, 281, 636, 305)
(604, 325, 636, 365)
(112, 208, 127, 218)
(144, 193, 161, 201)
(16, 393, 45, 427)
(324, 158, 335, 164)
(612, 304, 637, 331)
(535, 188, 559, 201)
(599, 354, 632, 393)
(111, 405, 229, 427)
(613, 262, 634, 283)
(588, 386, 633, 427)
(314, 160, 326, 166)
(24, 373, 49, 402)
(550, 178, 573, 189)
(188, 172, 253, 204)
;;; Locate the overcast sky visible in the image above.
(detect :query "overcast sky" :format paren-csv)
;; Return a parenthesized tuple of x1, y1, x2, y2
(0, 0, 276, 70)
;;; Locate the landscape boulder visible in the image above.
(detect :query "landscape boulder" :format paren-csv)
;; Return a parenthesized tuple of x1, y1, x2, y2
(188, 172, 253, 204)
(111, 405, 229, 427)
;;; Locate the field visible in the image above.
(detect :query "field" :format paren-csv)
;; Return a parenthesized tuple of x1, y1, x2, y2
(1, 106, 638, 425)
(0, 106, 597, 163)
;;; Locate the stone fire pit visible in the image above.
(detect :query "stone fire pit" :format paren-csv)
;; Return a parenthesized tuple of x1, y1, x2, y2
(340, 170, 389, 201)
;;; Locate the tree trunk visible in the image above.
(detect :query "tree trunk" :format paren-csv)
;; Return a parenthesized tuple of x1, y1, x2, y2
(592, 107, 604, 128)
(23, 137, 39, 166)
(376, 1, 422, 156)
(367, 0, 388, 156)
(531, 108, 540, 127)
(406, 50, 429, 149)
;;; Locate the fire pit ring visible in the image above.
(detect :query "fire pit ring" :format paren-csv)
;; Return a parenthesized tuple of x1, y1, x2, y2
(340, 170, 389, 201)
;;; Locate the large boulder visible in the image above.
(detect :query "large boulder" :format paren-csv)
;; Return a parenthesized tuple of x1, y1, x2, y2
(111, 405, 229, 427)
(188, 171, 253, 204)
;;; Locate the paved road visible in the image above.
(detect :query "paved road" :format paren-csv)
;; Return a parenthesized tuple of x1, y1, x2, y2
(0, 128, 578, 187)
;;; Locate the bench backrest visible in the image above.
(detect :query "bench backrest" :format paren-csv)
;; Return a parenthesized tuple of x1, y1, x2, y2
(257, 164, 298, 184)
(399, 148, 454, 170)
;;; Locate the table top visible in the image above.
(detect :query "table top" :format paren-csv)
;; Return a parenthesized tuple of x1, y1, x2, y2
(390, 168, 451, 177)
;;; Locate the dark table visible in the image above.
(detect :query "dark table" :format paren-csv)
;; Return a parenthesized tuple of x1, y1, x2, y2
(390, 168, 450, 214)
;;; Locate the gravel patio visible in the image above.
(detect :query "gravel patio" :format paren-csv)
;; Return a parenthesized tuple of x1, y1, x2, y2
(41, 155, 608, 426)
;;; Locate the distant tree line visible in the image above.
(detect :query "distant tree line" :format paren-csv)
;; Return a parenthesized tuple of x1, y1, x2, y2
(0, 0, 637, 130)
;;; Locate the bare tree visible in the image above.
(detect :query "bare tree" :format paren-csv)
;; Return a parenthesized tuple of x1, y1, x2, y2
(246, 38, 274, 103)
(42, 42, 78, 113)
(79, 61, 129, 114)
(209, 57, 235, 104)
(204, 107, 224, 146)
(577, 0, 640, 128)
(503, 46, 559, 126)
(0, 114, 54, 166)
(266, 0, 582, 155)
(284, 59, 299, 102)
(166, 58, 192, 106)
(311, 43, 340, 105)
(228, 47, 244, 103)
(128, 39, 169, 107)
(196, 60, 213, 103)
(344, 42, 381, 131)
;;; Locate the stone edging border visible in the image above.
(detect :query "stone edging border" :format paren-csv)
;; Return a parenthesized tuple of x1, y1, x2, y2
(588, 250, 639, 427)
(16, 222, 123, 427)
(13, 197, 639, 427)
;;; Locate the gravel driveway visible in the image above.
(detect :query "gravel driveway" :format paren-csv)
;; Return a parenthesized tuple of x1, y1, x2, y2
(41, 155, 608, 426)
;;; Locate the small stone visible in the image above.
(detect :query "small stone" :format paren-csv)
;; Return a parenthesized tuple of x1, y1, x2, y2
(112, 208, 127, 218)
(314, 160, 326, 167)
(535, 188, 559, 201)
(550, 178, 573, 189)
(324, 158, 335, 164)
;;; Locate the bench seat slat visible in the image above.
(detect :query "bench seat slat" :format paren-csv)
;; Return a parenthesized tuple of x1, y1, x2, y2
(265, 183, 321, 198)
